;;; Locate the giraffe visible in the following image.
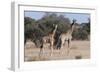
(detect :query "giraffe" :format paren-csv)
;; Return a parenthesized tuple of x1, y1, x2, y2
(59, 19, 76, 55)
(39, 24, 58, 56)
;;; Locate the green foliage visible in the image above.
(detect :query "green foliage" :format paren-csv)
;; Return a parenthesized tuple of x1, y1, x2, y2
(82, 22, 90, 34)
(36, 13, 70, 35)
(24, 17, 36, 25)
(72, 28, 88, 40)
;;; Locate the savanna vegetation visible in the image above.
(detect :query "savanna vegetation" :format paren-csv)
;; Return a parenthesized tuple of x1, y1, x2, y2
(24, 13, 90, 46)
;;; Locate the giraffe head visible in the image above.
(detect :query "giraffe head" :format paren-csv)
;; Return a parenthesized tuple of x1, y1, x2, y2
(71, 19, 77, 27)
(72, 19, 76, 23)
(70, 19, 77, 32)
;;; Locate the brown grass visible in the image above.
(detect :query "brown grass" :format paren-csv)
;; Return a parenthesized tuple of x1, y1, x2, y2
(24, 40, 90, 61)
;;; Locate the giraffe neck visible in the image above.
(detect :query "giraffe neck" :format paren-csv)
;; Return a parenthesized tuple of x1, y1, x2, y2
(70, 22, 75, 34)
(71, 25, 74, 34)
(64, 23, 75, 36)
(53, 26, 57, 35)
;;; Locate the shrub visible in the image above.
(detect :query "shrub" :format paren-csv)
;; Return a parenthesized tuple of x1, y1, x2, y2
(72, 28, 88, 40)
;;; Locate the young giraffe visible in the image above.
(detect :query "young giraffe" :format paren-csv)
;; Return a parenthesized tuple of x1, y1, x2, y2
(59, 19, 76, 55)
(39, 24, 58, 56)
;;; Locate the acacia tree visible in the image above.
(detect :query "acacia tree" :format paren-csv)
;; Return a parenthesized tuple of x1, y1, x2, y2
(24, 17, 36, 44)
(37, 13, 71, 35)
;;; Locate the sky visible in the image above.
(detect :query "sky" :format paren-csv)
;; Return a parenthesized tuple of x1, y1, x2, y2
(24, 11, 90, 24)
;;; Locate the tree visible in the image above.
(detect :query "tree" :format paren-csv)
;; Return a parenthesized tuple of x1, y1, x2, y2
(24, 17, 36, 44)
(37, 13, 71, 35)
(82, 18, 90, 34)
(24, 17, 36, 25)
(72, 28, 88, 40)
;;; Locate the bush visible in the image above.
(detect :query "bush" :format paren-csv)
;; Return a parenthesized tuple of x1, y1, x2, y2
(72, 28, 88, 40)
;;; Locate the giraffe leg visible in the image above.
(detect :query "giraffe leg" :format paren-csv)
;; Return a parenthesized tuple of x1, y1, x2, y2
(39, 44, 44, 57)
(50, 41, 53, 56)
(50, 45, 54, 56)
(39, 48, 42, 57)
(50, 47, 53, 56)
(67, 39, 71, 55)
(60, 39, 64, 55)
(39, 48, 43, 57)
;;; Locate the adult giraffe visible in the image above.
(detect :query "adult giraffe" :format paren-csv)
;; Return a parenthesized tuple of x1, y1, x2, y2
(59, 19, 76, 55)
(39, 24, 58, 56)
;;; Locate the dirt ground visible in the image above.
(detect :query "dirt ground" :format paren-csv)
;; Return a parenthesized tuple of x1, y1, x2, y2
(24, 40, 90, 62)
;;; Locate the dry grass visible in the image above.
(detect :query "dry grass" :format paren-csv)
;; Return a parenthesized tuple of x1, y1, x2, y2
(24, 40, 90, 62)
